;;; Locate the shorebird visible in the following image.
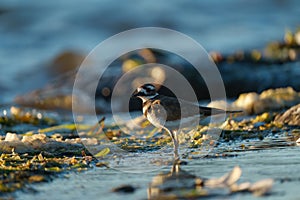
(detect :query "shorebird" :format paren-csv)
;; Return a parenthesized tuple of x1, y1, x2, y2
(132, 83, 240, 160)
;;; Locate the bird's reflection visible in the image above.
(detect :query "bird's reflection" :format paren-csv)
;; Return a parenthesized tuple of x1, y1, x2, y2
(147, 163, 273, 199)
(147, 162, 204, 199)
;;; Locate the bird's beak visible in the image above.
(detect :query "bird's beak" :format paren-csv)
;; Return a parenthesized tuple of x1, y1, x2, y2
(131, 91, 140, 98)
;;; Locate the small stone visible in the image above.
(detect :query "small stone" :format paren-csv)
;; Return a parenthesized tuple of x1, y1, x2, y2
(95, 162, 109, 168)
(5, 133, 21, 142)
(230, 182, 251, 192)
(81, 138, 98, 145)
(28, 175, 45, 183)
(112, 185, 136, 193)
(223, 166, 242, 186)
(249, 178, 273, 196)
(205, 166, 241, 187)
(22, 134, 48, 143)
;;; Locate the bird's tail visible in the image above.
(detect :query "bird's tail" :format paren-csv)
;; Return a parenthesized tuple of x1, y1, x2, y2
(200, 106, 243, 116)
(225, 110, 243, 114)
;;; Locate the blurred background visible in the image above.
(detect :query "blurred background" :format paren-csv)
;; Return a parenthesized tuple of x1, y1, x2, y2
(0, 0, 299, 112)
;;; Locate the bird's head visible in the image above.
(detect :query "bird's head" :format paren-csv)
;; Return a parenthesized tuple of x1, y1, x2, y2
(132, 83, 158, 100)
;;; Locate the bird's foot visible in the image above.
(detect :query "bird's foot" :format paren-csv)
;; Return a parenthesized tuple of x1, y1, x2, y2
(173, 157, 188, 166)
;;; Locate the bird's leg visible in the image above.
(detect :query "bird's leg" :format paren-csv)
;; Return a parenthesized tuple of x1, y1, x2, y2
(164, 128, 180, 160)
(171, 160, 180, 174)
(171, 130, 179, 160)
(174, 130, 179, 158)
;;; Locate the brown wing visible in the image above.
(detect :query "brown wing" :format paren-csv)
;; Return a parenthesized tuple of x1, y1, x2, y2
(149, 95, 240, 121)
(157, 96, 204, 120)
(198, 106, 225, 116)
(155, 96, 182, 121)
(178, 98, 240, 116)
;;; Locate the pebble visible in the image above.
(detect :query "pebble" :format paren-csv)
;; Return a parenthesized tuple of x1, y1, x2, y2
(112, 185, 136, 193)
(22, 133, 48, 143)
(81, 138, 98, 145)
(28, 175, 45, 183)
(249, 179, 273, 196)
(5, 132, 21, 142)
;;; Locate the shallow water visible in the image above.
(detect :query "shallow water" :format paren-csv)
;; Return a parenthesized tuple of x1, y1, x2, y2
(0, 0, 300, 102)
(1, 1, 300, 199)
(17, 145, 300, 200)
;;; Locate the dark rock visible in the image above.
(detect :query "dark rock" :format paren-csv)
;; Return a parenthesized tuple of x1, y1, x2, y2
(14, 48, 300, 114)
(112, 185, 136, 193)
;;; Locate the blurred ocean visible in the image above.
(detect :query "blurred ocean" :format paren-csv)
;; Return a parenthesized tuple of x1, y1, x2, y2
(0, 0, 299, 102)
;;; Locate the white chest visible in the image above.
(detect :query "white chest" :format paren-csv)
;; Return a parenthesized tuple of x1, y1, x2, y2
(144, 103, 167, 129)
